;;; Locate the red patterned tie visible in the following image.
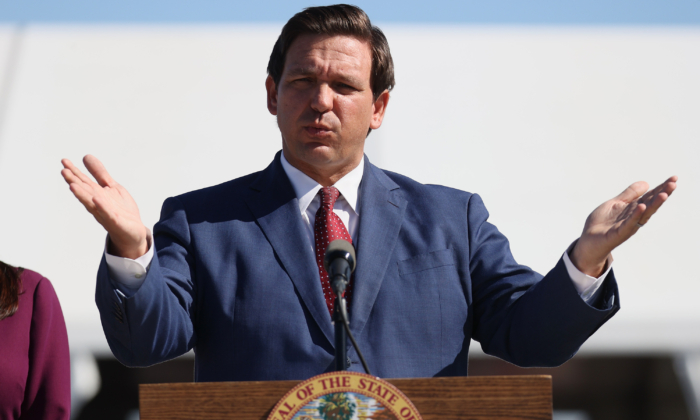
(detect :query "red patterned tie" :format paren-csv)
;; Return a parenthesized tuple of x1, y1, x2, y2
(314, 186, 353, 317)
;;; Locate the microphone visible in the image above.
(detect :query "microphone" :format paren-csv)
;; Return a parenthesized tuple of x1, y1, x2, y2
(324, 239, 356, 297)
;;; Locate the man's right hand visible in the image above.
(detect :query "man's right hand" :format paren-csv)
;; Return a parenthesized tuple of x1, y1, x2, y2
(61, 155, 149, 260)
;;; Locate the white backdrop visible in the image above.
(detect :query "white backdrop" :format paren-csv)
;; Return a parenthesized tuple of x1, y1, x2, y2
(0, 24, 697, 355)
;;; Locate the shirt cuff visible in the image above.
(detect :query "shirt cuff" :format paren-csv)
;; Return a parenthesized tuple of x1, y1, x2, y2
(104, 232, 154, 290)
(562, 242, 613, 303)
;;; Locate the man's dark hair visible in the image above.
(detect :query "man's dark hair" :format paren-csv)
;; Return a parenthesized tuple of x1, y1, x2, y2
(267, 4, 395, 101)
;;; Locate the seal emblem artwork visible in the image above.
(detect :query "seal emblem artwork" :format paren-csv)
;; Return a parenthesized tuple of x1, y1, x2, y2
(268, 371, 422, 420)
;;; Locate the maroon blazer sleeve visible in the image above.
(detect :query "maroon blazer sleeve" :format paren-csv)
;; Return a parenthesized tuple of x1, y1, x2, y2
(21, 276, 71, 420)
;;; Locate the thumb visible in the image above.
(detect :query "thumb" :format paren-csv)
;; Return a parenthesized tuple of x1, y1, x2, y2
(615, 181, 649, 203)
(83, 155, 116, 188)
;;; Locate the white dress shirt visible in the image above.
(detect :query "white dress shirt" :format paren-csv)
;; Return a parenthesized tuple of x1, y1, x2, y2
(105, 153, 611, 303)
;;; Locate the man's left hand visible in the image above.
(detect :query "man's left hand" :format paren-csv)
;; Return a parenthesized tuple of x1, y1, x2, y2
(570, 176, 678, 277)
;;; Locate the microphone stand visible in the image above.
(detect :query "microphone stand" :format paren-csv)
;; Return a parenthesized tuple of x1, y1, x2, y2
(331, 276, 370, 374)
(333, 294, 348, 371)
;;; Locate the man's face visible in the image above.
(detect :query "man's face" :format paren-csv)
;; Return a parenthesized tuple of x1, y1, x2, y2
(266, 34, 389, 184)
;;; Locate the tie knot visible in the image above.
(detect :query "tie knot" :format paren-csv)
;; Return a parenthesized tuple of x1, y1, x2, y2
(319, 186, 340, 209)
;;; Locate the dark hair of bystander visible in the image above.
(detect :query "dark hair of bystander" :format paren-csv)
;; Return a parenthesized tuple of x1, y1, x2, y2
(0, 261, 23, 320)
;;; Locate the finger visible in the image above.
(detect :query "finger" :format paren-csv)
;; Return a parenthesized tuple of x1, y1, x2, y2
(652, 176, 678, 195)
(660, 176, 678, 197)
(83, 155, 116, 188)
(638, 191, 671, 225)
(61, 158, 97, 186)
(642, 176, 677, 200)
(620, 202, 647, 234)
(639, 185, 659, 203)
(615, 181, 649, 203)
(638, 176, 677, 210)
(629, 176, 677, 211)
(646, 181, 677, 205)
(61, 166, 100, 198)
(61, 167, 80, 185)
(68, 182, 99, 214)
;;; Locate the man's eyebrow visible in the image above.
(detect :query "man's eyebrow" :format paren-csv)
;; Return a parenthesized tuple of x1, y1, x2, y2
(284, 67, 365, 86)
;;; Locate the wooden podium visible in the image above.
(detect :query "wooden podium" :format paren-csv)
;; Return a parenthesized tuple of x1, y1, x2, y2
(139, 375, 552, 419)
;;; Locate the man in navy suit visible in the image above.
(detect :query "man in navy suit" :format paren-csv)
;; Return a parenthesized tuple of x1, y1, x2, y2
(61, 5, 677, 381)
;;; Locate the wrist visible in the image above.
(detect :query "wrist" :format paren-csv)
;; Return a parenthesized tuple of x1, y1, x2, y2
(108, 228, 150, 260)
(569, 239, 609, 278)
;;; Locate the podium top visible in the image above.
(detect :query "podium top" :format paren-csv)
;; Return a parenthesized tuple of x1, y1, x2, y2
(140, 375, 552, 420)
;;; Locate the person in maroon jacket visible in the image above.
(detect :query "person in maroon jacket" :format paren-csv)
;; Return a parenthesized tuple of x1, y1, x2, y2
(0, 261, 70, 420)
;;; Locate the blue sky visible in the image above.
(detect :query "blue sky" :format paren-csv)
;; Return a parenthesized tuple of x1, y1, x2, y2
(0, 0, 699, 24)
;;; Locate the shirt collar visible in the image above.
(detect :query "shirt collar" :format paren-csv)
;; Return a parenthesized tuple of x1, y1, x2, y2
(280, 152, 364, 215)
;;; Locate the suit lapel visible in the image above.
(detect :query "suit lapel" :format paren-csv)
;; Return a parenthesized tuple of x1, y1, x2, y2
(350, 158, 407, 339)
(244, 153, 335, 346)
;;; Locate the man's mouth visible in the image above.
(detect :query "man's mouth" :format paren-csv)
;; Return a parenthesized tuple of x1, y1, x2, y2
(304, 125, 333, 136)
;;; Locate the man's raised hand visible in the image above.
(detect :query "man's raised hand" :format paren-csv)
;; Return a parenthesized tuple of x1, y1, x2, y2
(61, 155, 149, 259)
(570, 176, 678, 277)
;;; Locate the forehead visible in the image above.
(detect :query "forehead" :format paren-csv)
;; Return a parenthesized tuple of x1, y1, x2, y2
(283, 34, 372, 80)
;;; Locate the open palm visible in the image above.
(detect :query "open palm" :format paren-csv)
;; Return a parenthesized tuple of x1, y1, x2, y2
(61, 155, 149, 259)
(571, 176, 678, 276)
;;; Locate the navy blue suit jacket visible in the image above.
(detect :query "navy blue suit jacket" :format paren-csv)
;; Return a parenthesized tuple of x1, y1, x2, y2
(96, 153, 619, 381)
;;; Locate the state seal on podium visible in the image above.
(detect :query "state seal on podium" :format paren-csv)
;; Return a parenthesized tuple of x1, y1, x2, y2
(268, 371, 422, 420)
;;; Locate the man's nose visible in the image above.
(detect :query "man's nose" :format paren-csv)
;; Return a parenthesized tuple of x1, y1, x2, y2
(310, 84, 333, 113)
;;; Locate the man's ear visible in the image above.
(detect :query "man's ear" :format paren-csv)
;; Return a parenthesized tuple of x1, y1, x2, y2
(369, 89, 390, 130)
(266, 75, 278, 116)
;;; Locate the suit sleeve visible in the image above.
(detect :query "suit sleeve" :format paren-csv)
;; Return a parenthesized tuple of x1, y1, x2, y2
(22, 277, 71, 420)
(95, 196, 197, 367)
(467, 194, 619, 367)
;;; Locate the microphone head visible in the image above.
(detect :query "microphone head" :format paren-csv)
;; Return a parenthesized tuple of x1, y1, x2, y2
(324, 239, 356, 273)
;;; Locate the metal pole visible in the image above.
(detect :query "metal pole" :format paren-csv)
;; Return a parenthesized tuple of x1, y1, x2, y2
(334, 296, 347, 371)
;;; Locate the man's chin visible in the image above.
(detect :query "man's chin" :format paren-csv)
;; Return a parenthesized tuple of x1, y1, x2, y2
(297, 144, 337, 162)
(284, 146, 333, 168)
(301, 153, 339, 170)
